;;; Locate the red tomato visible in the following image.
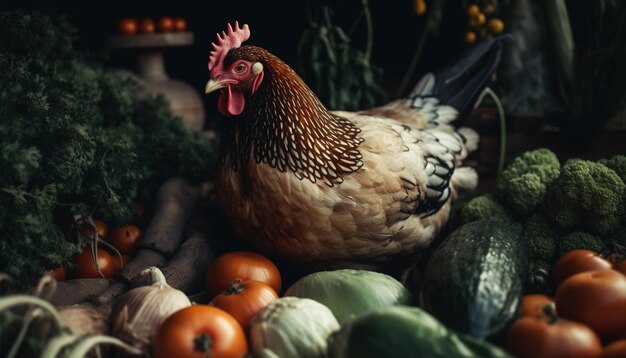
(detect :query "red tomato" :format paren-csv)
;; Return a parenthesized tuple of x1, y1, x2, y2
(152, 305, 247, 358)
(205, 251, 282, 299)
(556, 269, 626, 342)
(601, 339, 626, 358)
(506, 313, 602, 358)
(552, 249, 612, 289)
(132, 201, 145, 224)
(107, 225, 142, 255)
(138, 18, 155, 34)
(615, 260, 626, 276)
(210, 279, 278, 331)
(72, 247, 119, 279)
(157, 16, 174, 32)
(79, 219, 108, 239)
(173, 17, 187, 32)
(45, 266, 67, 281)
(117, 18, 138, 36)
(519, 294, 555, 319)
(115, 254, 132, 270)
(606, 253, 622, 266)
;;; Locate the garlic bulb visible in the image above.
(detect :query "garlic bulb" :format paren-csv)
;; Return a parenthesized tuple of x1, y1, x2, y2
(250, 297, 339, 358)
(111, 266, 191, 351)
(58, 304, 109, 336)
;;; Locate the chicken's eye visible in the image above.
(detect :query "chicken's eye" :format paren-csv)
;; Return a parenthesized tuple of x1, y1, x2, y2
(234, 63, 247, 73)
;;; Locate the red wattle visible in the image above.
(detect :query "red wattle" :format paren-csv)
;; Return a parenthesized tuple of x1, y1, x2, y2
(217, 84, 245, 117)
(251, 71, 264, 95)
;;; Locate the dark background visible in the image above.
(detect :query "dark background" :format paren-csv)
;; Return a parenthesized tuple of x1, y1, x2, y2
(8, 1, 469, 125)
(5, 1, 624, 168)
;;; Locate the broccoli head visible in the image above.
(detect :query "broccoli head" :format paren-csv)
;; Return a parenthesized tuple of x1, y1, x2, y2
(495, 148, 561, 217)
(556, 231, 607, 257)
(605, 227, 626, 249)
(599, 155, 626, 183)
(545, 159, 626, 235)
(524, 213, 557, 262)
(460, 194, 511, 224)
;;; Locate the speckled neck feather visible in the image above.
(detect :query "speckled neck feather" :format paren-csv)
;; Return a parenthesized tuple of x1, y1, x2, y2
(220, 46, 364, 186)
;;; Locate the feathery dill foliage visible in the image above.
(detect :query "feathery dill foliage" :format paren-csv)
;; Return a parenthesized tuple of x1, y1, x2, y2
(0, 10, 216, 287)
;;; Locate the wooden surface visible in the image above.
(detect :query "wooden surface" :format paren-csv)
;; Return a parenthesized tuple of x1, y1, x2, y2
(465, 107, 626, 194)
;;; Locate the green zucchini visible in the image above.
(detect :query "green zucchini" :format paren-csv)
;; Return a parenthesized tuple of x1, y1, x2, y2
(327, 305, 512, 358)
(419, 219, 527, 341)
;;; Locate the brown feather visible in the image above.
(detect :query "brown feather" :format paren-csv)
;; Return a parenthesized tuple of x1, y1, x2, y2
(215, 46, 472, 269)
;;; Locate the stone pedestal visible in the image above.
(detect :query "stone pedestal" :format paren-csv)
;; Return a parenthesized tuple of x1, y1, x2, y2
(108, 32, 205, 130)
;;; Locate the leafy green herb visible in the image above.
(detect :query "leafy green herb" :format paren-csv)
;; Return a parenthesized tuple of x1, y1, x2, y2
(0, 10, 216, 288)
(297, 0, 385, 110)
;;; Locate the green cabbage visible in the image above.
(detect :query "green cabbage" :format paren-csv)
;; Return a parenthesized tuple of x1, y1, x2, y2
(284, 269, 413, 323)
(250, 297, 339, 358)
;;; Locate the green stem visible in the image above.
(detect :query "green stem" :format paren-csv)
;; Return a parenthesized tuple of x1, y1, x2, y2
(141, 266, 169, 288)
(77, 216, 104, 278)
(483, 87, 507, 178)
(0, 294, 64, 357)
(395, 23, 430, 98)
(9, 274, 60, 357)
(224, 278, 245, 295)
(348, 9, 365, 38)
(7, 308, 43, 358)
(66, 334, 144, 358)
(34, 274, 57, 301)
(543, 304, 559, 325)
(0, 295, 63, 333)
(41, 334, 81, 358)
(194, 333, 213, 357)
(98, 238, 123, 273)
(542, 0, 574, 101)
(396, 0, 447, 98)
(305, 0, 313, 24)
(361, 0, 374, 62)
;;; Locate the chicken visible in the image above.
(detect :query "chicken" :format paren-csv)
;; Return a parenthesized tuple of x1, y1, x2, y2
(205, 22, 505, 272)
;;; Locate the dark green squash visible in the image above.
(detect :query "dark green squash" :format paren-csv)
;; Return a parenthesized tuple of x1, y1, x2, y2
(327, 306, 512, 358)
(419, 219, 527, 341)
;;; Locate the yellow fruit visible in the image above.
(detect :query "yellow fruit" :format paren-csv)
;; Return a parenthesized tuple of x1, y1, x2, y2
(469, 13, 486, 28)
(488, 18, 505, 34)
(464, 31, 477, 44)
(483, 4, 496, 14)
(413, 0, 427, 16)
(466, 4, 480, 16)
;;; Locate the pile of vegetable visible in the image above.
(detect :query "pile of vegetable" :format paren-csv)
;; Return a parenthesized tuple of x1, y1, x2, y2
(0, 9, 216, 288)
(460, 148, 626, 293)
(419, 219, 527, 342)
(1, 248, 514, 357)
(4, 8, 626, 358)
(506, 249, 626, 357)
(5, 245, 626, 357)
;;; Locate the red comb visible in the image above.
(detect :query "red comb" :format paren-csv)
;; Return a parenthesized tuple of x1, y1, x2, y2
(208, 21, 250, 72)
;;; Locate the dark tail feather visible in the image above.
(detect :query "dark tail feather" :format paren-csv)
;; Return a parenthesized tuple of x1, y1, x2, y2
(411, 35, 510, 120)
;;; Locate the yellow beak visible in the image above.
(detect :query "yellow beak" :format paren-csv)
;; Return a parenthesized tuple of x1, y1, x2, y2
(204, 79, 228, 94)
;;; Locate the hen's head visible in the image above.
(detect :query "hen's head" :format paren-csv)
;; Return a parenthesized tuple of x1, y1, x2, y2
(205, 22, 265, 117)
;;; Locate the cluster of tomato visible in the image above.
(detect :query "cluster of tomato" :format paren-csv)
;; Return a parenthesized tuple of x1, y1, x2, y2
(117, 16, 188, 36)
(47, 206, 145, 281)
(507, 249, 626, 357)
(152, 251, 281, 358)
(72, 220, 143, 279)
